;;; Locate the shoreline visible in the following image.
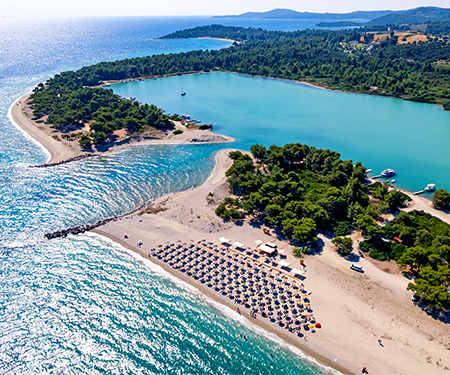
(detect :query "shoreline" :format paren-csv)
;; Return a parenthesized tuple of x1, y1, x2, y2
(89, 230, 348, 375)
(9, 91, 235, 166)
(91, 151, 352, 375)
(7, 92, 52, 163)
(91, 149, 450, 375)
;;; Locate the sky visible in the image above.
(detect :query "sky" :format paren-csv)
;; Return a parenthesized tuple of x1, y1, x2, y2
(2, 0, 449, 18)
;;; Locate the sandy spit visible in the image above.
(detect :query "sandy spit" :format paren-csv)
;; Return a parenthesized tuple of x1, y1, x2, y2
(93, 149, 450, 375)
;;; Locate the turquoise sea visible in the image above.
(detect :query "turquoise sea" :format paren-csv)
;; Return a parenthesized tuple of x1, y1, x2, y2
(0, 17, 343, 375)
(111, 72, 450, 194)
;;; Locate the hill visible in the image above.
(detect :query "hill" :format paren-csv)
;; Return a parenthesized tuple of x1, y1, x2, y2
(367, 6, 450, 25)
(214, 8, 398, 20)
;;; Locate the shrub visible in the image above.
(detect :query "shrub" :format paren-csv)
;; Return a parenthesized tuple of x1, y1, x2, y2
(173, 129, 183, 135)
(359, 241, 371, 253)
(332, 236, 353, 255)
(432, 189, 450, 210)
(78, 135, 92, 149)
(92, 131, 107, 144)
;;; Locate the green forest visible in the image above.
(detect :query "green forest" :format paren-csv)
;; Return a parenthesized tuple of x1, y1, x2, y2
(216, 145, 450, 310)
(31, 25, 450, 131)
(30, 80, 174, 147)
(29, 24, 450, 310)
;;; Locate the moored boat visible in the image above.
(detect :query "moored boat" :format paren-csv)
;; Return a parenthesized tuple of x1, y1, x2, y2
(424, 183, 436, 192)
(381, 168, 396, 177)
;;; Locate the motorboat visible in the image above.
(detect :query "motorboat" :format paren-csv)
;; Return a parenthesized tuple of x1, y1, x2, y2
(424, 183, 436, 192)
(381, 169, 396, 177)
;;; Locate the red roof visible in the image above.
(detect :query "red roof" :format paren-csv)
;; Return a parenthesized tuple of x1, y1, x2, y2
(393, 237, 402, 243)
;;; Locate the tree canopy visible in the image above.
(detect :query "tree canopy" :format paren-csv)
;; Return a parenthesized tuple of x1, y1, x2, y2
(216, 144, 450, 310)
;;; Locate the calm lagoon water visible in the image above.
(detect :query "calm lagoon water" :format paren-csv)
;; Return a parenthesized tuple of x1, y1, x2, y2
(111, 72, 450, 193)
(1, 16, 336, 375)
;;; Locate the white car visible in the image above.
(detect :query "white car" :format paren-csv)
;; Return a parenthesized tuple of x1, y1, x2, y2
(350, 264, 363, 272)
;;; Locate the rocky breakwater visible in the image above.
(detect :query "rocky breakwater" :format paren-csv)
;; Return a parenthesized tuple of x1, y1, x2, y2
(44, 219, 113, 240)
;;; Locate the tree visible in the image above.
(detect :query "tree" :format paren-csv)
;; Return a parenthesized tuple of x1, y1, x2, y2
(250, 144, 267, 162)
(398, 246, 430, 272)
(125, 117, 140, 134)
(384, 189, 411, 211)
(432, 189, 450, 211)
(291, 218, 317, 244)
(91, 131, 108, 144)
(78, 135, 92, 149)
(332, 236, 354, 255)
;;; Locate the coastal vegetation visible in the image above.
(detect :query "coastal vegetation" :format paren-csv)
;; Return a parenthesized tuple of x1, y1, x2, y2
(432, 188, 450, 210)
(216, 145, 449, 310)
(30, 80, 174, 146)
(31, 25, 450, 116)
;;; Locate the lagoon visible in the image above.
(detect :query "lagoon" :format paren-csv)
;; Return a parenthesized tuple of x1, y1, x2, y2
(111, 72, 450, 193)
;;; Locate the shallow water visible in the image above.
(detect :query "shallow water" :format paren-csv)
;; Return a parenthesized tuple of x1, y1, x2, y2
(111, 72, 450, 193)
(0, 16, 335, 375)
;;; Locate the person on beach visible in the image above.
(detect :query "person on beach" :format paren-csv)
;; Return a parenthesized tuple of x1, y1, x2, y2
(362, 367, 368, 374)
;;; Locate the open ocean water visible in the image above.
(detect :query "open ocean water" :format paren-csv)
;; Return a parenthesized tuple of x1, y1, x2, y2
(0, 17, 338, 374)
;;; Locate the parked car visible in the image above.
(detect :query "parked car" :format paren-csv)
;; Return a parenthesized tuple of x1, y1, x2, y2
(350, 263, 363, 272)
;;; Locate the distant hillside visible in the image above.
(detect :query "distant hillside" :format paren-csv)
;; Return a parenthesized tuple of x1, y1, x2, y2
(367, 6, 450, 25)
(214, 8, 399, 20)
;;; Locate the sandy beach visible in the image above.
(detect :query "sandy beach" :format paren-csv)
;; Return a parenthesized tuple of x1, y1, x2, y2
(92, 149, 450, 375)
(10, 83, 450, 375)
(9, 92, 234, 165)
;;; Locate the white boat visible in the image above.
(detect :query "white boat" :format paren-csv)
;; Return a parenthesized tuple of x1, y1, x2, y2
(381, 168, 396, 177)
(424, 183, 436, 192)
(391, 179, 396, 183)
(181, 89, 186, 96)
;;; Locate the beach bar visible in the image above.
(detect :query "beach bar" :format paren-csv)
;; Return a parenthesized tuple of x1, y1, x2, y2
(258, 243, 277, 256)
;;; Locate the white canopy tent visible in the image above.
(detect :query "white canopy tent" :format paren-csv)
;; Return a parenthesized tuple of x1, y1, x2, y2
(258, 244, 277, 255)
(233, 242, 245, 249)
(254, 240, 263, 246)
(219, 237, 230, 244)
(291, 268, 305, 276)
(279, 260, 291, 268)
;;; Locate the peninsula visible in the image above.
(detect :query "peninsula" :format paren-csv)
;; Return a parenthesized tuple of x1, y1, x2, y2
(14, 22, 450, 166)
(11, 20, 450, 373)
(10, 91, 233, 166)
(93, 148, 450, 375)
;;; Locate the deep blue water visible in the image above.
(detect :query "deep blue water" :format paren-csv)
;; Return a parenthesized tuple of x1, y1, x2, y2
(0, 17, 333, 375)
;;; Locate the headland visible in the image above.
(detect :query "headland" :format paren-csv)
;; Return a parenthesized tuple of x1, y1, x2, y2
(10, 92, 234, 166)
